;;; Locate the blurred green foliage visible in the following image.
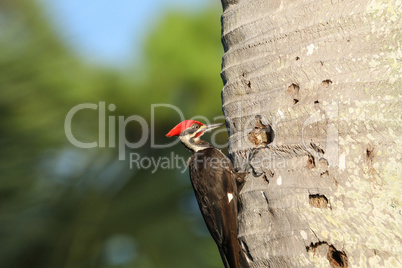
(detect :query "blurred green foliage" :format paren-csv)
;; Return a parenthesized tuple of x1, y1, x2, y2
(0, 1, 226, 267)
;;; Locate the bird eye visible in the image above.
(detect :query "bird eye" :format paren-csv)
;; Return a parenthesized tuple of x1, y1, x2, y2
(193, 124, 200, 129)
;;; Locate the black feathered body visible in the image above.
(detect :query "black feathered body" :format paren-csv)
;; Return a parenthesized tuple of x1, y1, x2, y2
(188, 147, 241, 268)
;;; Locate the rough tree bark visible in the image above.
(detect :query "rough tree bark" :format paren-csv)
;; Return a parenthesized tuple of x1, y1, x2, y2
(220, 0, 401, 267)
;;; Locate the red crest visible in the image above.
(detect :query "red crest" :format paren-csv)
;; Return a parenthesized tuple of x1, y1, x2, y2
(166, 120, 203, 137)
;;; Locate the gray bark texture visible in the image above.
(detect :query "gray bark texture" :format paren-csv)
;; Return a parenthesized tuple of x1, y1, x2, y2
(220, 0, 401, 267)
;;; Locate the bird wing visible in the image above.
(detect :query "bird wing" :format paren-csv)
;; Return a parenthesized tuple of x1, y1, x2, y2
(189, 148, 240, 267)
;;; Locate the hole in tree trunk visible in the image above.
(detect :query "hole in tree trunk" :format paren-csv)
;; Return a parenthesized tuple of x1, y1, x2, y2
(241, 72, 252, 89)
(307, 155, 315, 169)
(247, 115, 274, 146)
(366, 146, 374, 160)
(287, 83, 300, 95)
(309, 194, 328, 208)
(328, 245, 348, 267)
(306, 242, 348, 268)
(287, 83, 300, 105)
(322, 79, 333, 87)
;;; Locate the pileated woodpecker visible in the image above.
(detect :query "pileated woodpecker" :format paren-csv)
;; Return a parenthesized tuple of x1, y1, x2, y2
(166, 120, 247, 268)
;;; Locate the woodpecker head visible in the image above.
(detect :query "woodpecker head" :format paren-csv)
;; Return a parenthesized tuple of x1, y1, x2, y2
(166, 120, 223, 152)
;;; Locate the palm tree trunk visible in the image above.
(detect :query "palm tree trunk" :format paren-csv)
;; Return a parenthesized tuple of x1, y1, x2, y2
(220, 0, 401, 267)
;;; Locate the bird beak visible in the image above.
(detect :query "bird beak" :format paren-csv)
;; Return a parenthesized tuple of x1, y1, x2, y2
(196, 123, 224, 135)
